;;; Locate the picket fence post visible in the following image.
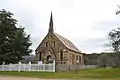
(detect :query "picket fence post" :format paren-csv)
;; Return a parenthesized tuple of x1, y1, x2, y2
(53, 61, 55, 72)
(2, 62, 5, 71)
(23, 64, 25, 71)
(29, 62, 31, 72)
(38, 63, 39, 71)
(9, 63, 11, 71)
(18, 62, 21, 72)
(0, 61, 56, 72)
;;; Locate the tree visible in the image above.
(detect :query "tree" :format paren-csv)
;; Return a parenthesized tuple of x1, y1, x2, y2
(106, 6, 120, 67)
(116, 5, 120, 15)
(108, 28, 120, 52)
(108, 6, 120, 52)
(108, 27, 120, 67)
(0, 9, 32, 64)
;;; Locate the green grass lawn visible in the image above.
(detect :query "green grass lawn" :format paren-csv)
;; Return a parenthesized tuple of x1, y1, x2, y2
(0, 68, 120, 80)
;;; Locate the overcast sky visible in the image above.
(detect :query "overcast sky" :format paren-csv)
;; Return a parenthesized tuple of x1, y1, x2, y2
(1, 0, 120, 54)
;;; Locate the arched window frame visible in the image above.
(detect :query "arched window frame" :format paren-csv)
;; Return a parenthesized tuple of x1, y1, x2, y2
(45, 42, 48, 47)
(53, 41, 55, 47)
(79, 55, 81, 63)
(39, 52, 41, 61)
(60, 50, 63, 61)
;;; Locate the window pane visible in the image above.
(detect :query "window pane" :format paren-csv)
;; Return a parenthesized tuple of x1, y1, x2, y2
(39, 52, 41, 61)
(46, 42, 48, 47)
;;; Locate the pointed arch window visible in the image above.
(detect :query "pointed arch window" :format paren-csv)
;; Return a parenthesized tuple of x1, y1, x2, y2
(60, 50, 63, 61)
(76, 55, 79, 64)
(45, 42, 48, 47)
(72, 54, 75, 64)
(52, 41, 56, 47)
(53, 41, 55, 47)
(39, 52, 41, 61)
(79, 56, 81, 63)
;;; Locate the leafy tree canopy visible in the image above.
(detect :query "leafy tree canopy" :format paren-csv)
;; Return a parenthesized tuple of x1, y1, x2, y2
(108, 6, 120, 52)
(108, 28, 120, 52)
(0, 9, 32, 64)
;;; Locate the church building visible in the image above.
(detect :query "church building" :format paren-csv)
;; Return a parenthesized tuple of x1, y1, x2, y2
(35, 13, 84, 65)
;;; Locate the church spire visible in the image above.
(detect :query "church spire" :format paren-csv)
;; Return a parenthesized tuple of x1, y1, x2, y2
(49, 12, 54, 33)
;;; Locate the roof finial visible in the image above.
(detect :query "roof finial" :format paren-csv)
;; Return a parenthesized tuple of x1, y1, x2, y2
(49, 12, 54, 33)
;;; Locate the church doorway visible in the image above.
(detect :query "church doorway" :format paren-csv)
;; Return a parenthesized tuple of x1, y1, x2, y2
(46, 55, 53, 64)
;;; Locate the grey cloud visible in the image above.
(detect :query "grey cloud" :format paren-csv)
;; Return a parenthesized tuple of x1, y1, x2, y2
(30, 37, 42, 54)
(76, 37, 107, 53)
(92, 20, 120, 33)
(30, 32, 47, 54)
(30, 37, 41, 48)
(82, 38, 106, 47)
(92, 16, 120, 34)
(59, 0, 73, 9)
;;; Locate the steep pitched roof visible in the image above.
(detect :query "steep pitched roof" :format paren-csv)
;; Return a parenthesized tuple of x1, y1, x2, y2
(54, 32, 81, 53)
(36, 12, 81, 53)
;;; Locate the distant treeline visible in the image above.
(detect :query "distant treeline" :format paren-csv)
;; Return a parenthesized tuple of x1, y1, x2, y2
(83, 52, 120, 67)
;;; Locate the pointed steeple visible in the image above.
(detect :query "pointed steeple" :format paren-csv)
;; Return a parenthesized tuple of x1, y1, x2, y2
(49, 12, 54, 33)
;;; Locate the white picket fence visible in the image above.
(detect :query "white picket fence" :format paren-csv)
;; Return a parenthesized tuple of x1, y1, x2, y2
(0, 61, 55, 72)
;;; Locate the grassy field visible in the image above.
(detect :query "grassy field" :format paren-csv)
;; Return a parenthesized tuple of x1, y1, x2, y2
(0, 68, 120, 80)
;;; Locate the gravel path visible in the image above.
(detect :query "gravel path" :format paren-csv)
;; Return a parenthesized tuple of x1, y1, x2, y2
(0, 76, 110, 80)
(0, 76, 71, 80)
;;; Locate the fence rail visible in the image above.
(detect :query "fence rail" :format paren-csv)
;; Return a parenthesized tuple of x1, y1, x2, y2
(0, 61, 55, 72)
(56, 64, 98, 71)
(0, 61, 98, 72)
